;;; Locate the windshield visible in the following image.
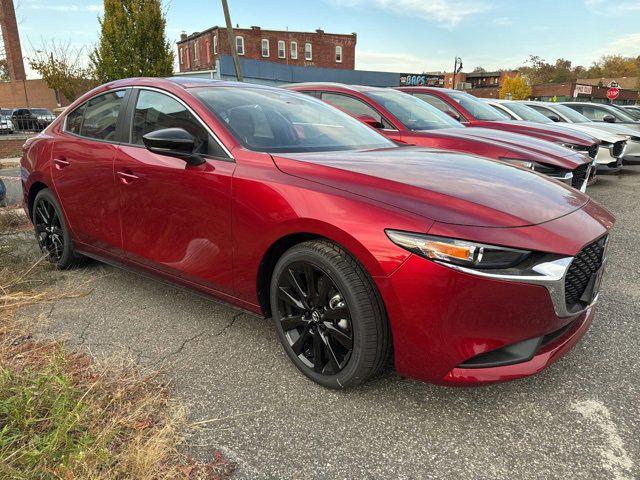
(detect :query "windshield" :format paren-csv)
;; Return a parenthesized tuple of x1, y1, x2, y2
(550, 104, 590, 123)
(193, 87, 394, 153)
(605, 106, 637, 122)
(622, 107, 640, 120)
(32, 108, 53, 115)
(501, 102, 553, 123)
(366, 90, 463, 131)
(0, 109, 11, 116)
(448, 91, 509, 121)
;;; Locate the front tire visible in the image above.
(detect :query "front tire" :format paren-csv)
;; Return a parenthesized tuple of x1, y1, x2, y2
(270, 240, 390, 389)
(32, 188, 85, 269)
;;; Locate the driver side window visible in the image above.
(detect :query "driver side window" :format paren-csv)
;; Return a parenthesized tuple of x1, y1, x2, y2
(320, 92, 393, 129)
(131, 89, 227, 157)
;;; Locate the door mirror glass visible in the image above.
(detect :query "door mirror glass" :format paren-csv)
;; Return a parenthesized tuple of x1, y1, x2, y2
(356, 114, 384, 129)
(142, 127, 204, 165)
(602, 114, 616, 123)
(548, 114, 561, 122)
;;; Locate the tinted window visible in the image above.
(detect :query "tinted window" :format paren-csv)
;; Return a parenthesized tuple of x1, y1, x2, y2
(65, 105, 86, 135)
(365, 90, 463, 131)
(412, 93, 457, 115)
(501, 102, 552, 123)
(80, 90, 126, 140)
(489, 104, 516, 119)
(193, 87, 394, 153)
(131, 89, 227, 158)
(320, 92, 393, 129)
(448, 92, 509, 121)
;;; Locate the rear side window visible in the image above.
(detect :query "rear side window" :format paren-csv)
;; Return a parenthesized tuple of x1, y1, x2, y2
(79, 90, 126, 140)
(320, 92, 393, 129)
(65, 105, 85, 134)
(130, 89, 228, 158)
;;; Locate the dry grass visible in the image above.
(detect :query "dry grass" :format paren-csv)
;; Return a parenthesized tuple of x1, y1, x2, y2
(0, 209, 30, 234)
(0, 235, 235, 479)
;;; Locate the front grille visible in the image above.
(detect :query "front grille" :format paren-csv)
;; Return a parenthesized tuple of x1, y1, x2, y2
(571, 163, 589, 189)
(564, 236, 607, 310)
(612, 141, 625, 158)
(588, 144, 598, 159)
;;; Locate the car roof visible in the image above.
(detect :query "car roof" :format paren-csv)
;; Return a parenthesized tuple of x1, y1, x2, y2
(285, 82, 396, 94)
(106, 76, 285, 93)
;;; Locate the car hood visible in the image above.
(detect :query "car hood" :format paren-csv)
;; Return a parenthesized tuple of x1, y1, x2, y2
(553, 123, 628, 143)
(584, 122, 640, 138)
(433, 127, 590, 169)
(470, 120, 598, 146)
(272, 147, 589, 228)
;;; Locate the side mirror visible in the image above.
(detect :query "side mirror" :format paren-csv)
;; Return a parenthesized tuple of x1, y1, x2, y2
(548, 114, 561, 122)
(445, 110, 461, 121)
(356, 114, 384, 129)
(142, 127, 204, 165)
(602, 114, 616, 123)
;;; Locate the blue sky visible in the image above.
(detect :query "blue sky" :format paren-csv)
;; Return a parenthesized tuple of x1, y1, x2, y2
(14, 0, 640, 76)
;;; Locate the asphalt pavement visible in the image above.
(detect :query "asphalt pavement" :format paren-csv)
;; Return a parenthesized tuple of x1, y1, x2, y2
(6, 167, 640, 480)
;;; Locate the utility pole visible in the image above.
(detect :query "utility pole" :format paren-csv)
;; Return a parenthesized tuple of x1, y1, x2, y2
(221, 0, 243, 82)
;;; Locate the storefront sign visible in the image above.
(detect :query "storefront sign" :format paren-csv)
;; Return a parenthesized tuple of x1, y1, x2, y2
(399, 74, 444, 87)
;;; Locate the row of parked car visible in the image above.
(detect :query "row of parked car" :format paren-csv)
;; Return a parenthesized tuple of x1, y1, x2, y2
(20, 77, 629, 388)
(284, 83, 640, 192)
(0, 107, 56, 134)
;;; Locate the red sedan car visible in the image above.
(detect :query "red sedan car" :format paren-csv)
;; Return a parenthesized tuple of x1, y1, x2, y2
(21, 78, 614, 388)
(397, 87, 600, 155)
(287, 83, 594, 191)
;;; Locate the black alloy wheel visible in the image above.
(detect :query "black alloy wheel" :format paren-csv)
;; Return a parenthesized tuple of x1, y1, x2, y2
(32, 188, 85, 269)
(34, 197, 65, 262)
(270, 240, 390, 389)
(276, 261, 354, 375)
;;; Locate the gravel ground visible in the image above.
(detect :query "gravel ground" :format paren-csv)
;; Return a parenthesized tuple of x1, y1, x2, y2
(4, 167, 640, 480)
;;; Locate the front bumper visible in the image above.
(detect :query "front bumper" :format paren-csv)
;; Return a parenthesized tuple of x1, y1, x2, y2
(377, 206, 613, 386)
(622, 140, 640, 165)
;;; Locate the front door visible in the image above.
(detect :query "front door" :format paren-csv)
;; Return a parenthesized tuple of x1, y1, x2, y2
(50, 89, 128, 252)
(115, 88, 236, 294)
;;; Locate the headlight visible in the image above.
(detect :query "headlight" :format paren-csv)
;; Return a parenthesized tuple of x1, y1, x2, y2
(385, 230, 531, 269)
(498, 158, 534, 170)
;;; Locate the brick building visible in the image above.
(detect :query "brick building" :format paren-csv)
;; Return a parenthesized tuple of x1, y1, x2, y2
(444, 70, 518, 98)
(531, 81, 638, 104)
(177, 26, 356, 73)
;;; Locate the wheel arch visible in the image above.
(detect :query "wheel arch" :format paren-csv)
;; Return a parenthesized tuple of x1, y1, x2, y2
(255, 222, 388, 317)
(27, 181, 50, 220)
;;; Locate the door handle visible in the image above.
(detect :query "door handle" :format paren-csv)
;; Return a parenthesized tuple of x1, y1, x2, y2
(117, 170, 139, 184)
(53, 157, 70, 169)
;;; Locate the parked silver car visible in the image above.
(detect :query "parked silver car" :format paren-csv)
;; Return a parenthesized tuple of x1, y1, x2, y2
(530, 102, 640, 165)
(485, 99, 626, 173)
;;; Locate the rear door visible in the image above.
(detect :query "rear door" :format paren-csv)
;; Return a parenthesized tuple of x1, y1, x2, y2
(50, 89, 129, 252)
(114, 87, 236, 294)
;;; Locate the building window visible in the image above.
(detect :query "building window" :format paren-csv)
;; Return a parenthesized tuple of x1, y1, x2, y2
(213, 34, 217, 54)
(235, 36, 244, 55)
(205, 41, 211, 63)
(335, 45, 342, 63)
(290, 41, 297, 59)
(179, 47, 184, 64)
(194, 40, 199, 62)
(261, 39, 269, 57)
(278, 40, 285, 59)
(305, 42, 312, 60)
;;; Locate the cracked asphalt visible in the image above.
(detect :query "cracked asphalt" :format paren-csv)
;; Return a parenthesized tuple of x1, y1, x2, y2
(5, 167, 640, 479)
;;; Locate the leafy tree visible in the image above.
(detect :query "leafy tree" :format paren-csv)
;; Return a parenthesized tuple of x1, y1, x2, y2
(90, 0, 174, 83)
(28, 41, 95, 101)
(500, 74, 532, 100)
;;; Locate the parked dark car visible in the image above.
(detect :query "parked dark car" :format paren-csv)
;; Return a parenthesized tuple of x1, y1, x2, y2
(20, 77, 615, 388)
(12, 107, 56, 131)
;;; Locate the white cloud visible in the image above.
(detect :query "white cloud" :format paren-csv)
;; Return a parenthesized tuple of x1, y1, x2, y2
(597, 32, 640, 58)
(356, 51, 446, 72)
(584, 0, 640, 15)
(491, 17, 512, 26)
(338, 0, 490, 27)
(27, 3, 102, 13)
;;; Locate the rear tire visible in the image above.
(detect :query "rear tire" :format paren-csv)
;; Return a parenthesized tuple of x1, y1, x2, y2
(32, 188, 85, 269)
(270, 239, 390, 389)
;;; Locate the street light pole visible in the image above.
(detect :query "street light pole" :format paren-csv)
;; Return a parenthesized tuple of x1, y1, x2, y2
(221, 0, 243, 82)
